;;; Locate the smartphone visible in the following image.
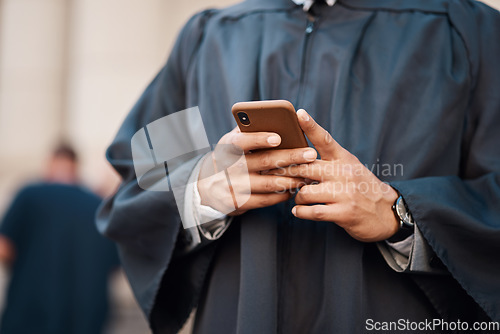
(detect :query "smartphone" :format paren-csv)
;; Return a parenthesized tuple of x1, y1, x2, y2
(231, 100, 308, 150)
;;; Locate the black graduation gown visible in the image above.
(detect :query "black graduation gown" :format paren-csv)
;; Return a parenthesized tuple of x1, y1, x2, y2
(97, 0, 500, 333)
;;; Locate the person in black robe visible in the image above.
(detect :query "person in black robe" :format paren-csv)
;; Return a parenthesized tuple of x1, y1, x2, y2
(0, 145, 120, 334)
(97, 0, 500, 333)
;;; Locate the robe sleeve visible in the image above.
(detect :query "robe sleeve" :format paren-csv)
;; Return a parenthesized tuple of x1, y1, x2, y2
(389, 2, 500, 321)
(96, 10, 218, 333)
(0, 187, 31, 248)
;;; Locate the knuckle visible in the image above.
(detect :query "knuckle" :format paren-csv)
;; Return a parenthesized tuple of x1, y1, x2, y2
(344, 222, 360, 237)
(348, 200, 359, 211)
(259, 153, 273, 169)
(263, 178, 275, 192)
(235, 159, 247, 169)
(230, 133, 242, 148)
(259, 196, 273, 207)
(289, 150, 300, 163)
(324, 131, 333, 145)
(255, 136, 264, 148)
(312, 206, 326, 220)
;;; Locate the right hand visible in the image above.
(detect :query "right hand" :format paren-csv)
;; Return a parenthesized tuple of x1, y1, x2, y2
(198, 127, 317, 216)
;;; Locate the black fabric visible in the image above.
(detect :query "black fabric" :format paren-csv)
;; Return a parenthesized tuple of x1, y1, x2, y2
(0, 183, 119, 334)
(97, 0, 500, 333)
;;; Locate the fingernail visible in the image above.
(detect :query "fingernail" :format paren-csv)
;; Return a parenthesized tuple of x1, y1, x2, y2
(291, 207, 297, 216)
(297, 109, 309, 121)
(267, 135, 281, 146)
(303, 149, 316, 161)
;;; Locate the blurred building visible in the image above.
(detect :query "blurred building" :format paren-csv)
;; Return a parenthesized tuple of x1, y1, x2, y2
(0, 0, 236, 209)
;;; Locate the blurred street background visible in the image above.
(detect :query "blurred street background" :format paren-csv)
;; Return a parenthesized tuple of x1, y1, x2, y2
(0, 0, 498, 333)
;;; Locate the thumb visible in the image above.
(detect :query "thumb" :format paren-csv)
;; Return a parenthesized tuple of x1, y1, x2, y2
(297, 109, 344, 161)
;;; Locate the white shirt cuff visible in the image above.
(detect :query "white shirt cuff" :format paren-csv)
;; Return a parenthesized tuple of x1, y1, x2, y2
(183, 155, 232, 250)
(379, 224, 447, 274)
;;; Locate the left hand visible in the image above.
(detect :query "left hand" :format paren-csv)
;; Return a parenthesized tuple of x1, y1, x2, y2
(268, 109, 399, 242)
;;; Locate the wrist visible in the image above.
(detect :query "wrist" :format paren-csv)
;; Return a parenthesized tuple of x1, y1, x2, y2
(197, 154, 213, 207)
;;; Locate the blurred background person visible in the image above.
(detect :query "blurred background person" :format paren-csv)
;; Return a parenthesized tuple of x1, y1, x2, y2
(0, 144, 120, 334)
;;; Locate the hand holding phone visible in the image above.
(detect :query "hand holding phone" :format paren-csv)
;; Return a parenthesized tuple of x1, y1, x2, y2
(197, 100, 317, 216)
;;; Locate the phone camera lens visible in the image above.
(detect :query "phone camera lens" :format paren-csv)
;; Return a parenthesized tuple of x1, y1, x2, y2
(237, 112, 250, 126)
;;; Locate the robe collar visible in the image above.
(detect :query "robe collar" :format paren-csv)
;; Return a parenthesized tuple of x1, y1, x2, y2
(291, 0, 336, 11)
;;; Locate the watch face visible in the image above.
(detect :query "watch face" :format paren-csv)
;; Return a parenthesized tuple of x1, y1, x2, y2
(395, 197, 414, 227)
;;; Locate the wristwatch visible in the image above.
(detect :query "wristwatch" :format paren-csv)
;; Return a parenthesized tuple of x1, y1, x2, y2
(387, 194, 415, 243)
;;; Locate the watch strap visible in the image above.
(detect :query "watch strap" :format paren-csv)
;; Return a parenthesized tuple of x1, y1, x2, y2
(388, 194, 415, 243)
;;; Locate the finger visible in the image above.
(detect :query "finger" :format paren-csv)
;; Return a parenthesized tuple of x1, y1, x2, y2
(296, 109, 345, 161)
(295, 183, 345, 204)
(245, 147, 317, 172)
(291, 204, 345, 222)
(230, 131, 281, 152)
(236, 192, 293, 212)
(247, 174, 308, 193)
(267, 160, 340, 181)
